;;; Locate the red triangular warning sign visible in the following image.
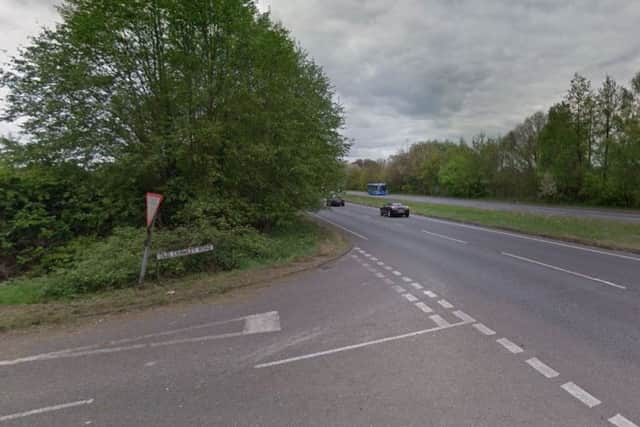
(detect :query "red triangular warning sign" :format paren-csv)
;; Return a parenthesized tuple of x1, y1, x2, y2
(146, 192, 164, 227)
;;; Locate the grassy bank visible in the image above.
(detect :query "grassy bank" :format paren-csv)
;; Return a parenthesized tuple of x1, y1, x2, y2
(345, 194, 640, 252)
(0, 219, 349, 332)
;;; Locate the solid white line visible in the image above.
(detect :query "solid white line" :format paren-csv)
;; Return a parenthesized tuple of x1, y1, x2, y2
(392, 270, 402, 276)
(438, 299, 454, 309)
(402, 276, 412, 282)
(0, 399, 94, 422)
(502, 252, 626, 289)
(392, 285, 406, 293)
(403, 293, 419, 302)
(421, 229, 468, 244)
(420, 216, 640, 262)
(255, 321, 465, 368)
(308, 213, 368, 240)
(561, 382, 601, 408)
(452, 310, 475, 323)
(410, 282, 423, 290)
(526, 357, 559, 378)
(609, 414, 639, 427)
(424, 290, 438, 298)
(497, 337, 524, 354)
(472, 323, 496, 336)
(415, 302, 433, 313)
(429, 314, 451, 328)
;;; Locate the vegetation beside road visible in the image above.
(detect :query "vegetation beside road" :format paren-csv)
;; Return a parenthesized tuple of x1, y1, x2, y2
(345, 194, 640, 252)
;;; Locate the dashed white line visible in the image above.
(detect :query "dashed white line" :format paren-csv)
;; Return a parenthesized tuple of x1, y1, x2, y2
(377, 261, 385, 266)
(350, 254, 359, 259)
(362, 263, 370, 268)
(525, 357, 559, 378)
(410, 282, 423, 290)
(392, 270, 402, 276)
(496, 338, 524, 354)
(472, 323, 496, 336)
(403, 293, 419, 302)
(392, 285, 406, 293)
(429, 314, 451, 328)
(438, 299, 454, 309)
(375, 272, 385, 278)
(424, 290, 438, 298)
(415, 302, 433, 313)
(371, 257, 378, 261)
(421, 229, 468, 244)
(384, 266, 393, 271)
(452, 310, 475, 323)
(609, 414, 639, 427)
(561, 382, 601, 408)
(384, 278, 395, 285)
(309, 213, 369, 240)
(0, 399, 94, 422)
(402, 276, 413, 282)
(502, 252, 626, 290)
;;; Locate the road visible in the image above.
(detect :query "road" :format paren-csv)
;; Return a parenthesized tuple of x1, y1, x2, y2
(347, 190, 640, 222)
(1, 203, 639, 426)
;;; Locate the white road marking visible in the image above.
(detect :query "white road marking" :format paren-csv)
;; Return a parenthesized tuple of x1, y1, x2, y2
(384, 278, 395, 285)
(375, 272, 385, 278)
(371, 257, 378, 261)
(144, 361, 157, 367)
(255, 321, 466, 368)
(308, 213, 369, 240)
(497, 338, 524, 354)
(403, 293, 419, 302)
(429, 314, 451, 328)
(364, 254, 372, 258)
(0, 312, 280, 366)
(350, 254, 359, 259)
(410, 282, 423, 290)
(354, 246, 361, 250)
(392, 270, 402, 276)
(385, 266, 393, 271)
(377, 261, 385, 266)
(421, 229, 468, 244)
(502, 252, 626, 290)
(438, 299, 454, 309)
(452, 310, 475, 323)
(472, 323, 496, 336)
(561, 382, 601, 408)
(392, 285, 406, 293)
(420, 215, 640, 262)
(0, 399, 94, 422)
(424, 290, 438, 298)
(526, 357, 559, 378)
(415, 302, 433, 313)
(402, 276, 413, 282)
(609, 414, 639, 427)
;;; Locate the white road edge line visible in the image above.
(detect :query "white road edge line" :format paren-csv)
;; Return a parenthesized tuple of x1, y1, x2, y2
(609, 414, 639, 427)
(308, 213, 368, 240)
(0, 399, 94, 422)
(403, 293, 419, 302)
(255, 320, 469, 368)
(415, 302, 433, 313)
(421, 229, 468, 244)
(502, 252, 626, 290)
(561, 382, 601, 408)
(526, 357, 559, 378)
(472, 323, 496, 336)
(497, 337, 524, 354)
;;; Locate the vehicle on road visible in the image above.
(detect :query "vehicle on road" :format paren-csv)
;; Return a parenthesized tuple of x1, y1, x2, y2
(380, 202, 410, 217)
(367, 182, 388, 196)
(326, 195, 345, 207)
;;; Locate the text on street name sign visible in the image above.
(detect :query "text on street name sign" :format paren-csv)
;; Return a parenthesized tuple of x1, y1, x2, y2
(156, 244, 214, 260)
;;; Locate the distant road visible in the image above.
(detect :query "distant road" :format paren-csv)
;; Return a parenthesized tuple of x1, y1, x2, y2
(347, 191, 640, 222)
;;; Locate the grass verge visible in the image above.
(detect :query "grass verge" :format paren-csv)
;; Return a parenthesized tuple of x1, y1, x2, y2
(345, 194, 640, 253)
(0, 218, 349, 333)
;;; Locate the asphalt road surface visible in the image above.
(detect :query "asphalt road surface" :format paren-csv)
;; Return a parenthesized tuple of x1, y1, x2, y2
(347, 190, 640, 222)
(1, 203, 639, 426)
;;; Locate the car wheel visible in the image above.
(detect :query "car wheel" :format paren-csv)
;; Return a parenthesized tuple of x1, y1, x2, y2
(405, 212, 410, 217)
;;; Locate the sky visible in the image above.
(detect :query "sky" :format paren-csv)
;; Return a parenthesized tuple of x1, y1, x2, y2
(1, 0, 640, 160)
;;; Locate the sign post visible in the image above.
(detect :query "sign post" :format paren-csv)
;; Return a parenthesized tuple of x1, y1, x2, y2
(138, 192, 164, 285)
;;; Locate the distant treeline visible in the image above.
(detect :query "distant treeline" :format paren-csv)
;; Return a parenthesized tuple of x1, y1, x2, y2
(346, 72, 640, 207)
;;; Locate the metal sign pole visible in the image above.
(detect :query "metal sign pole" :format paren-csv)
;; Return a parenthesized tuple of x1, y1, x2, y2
(138, 220, 155, 285)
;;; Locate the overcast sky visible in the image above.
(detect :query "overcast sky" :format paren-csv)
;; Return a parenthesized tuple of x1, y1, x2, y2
(1, 0, 640, 159)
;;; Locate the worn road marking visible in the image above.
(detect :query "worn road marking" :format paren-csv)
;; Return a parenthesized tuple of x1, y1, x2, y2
(497, 338, 524, 354)
(429, 314, 450, 328)
(410, 282, 423, 290)
(385, 266, 393, 271)
(392, 285, 406, 293)
(403, 293, 418, 302)
(421, 229, 468, 244)
(415, 302, 433, 313)
(502, 252, 626, 289)
(255, 321, 468, 368)
(438, 299, 454, 309)
(609, 414, 638, 427)
(384, 278, 395, 285)
(371, 257, 378, 261)
(424, 290, 438, 298)
(472, 323, 496, 336)
(561, 382, 601, 408)
(362, 263, 370, 268)
(402, 276, 412, 282)
(392, 270, 402, 276)
(308, 213, 369, 240)
(377, 261, 385, 266)
(375, 272, 385, 278)
(452, 310, 475, 323)
(0, 399, 94, 422)
(526, 357, 559, 378)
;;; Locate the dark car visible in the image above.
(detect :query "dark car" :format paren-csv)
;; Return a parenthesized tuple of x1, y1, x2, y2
(380, 202, 410, 217)
(326, 195, 345, 207)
